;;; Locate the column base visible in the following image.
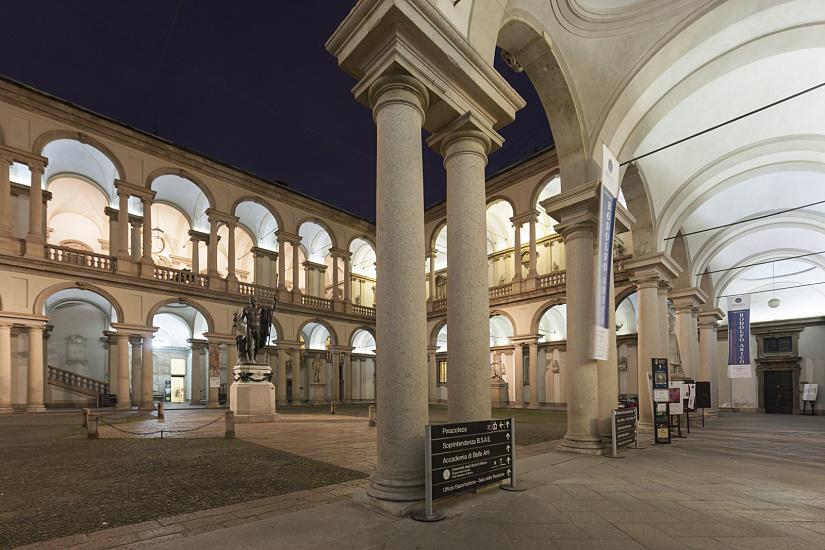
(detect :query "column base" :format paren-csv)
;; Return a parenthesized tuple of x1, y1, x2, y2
(116, 256, 137, 276)
(353, 489, 424, 517)
(24, 405, 47, 413)
(0, 406, 14, 414)
(356, 474, 426, 516)
(139, 402, 156, 411)
(139, 259, 155, 279)
(115, 403, 132, 411)
(559, 433, 605, 455)
(206, 402, 222, 408)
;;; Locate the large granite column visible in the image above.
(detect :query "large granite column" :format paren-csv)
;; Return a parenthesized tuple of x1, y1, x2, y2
(115, 188, 133, 274)
(139, 333, 155, 411)
(206, 342, 220, 408)
(658, 283, 672, 360)
(626, 253, 681, 425)
(541, 183, 603, 454)
(189, 231, 201, 274)
(0, 321, 13, 413)
(26, 162, 46, 258)
(25, 324, 47, 412)
(669, 288, 708, 381)
(116, 333, 131, 410)
(698, 309, 725, 414)
(130, 336, 142, 408)
(429, 116, 500, 423)
(364, 74, 429, 510)
(527, 214, 538, 279)
(0, 155, 14, 253)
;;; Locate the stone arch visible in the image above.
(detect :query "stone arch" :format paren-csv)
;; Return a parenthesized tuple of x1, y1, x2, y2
(145, 297, 215, 334)
(347, 234, 376, 250)
(429, 319, 448, 349)
(145, 168, 217, 214)
(620, 162, 656, 256)
(296, 217, 339, 250)
(429, 220, 447, 252)
(486, 194, 516, 213)
(347, 325, 376, 347)
(296, 318, 339, 348)
(488, 308, 518, 335)
(32, 130, 125, 181)
(33, 282, 124, 322)
(615, 285, 638, 306)
(530, 299, 566, 337)
(231, 195, 285, 238)
(497, 17, 589, 189)
(528, 169, 561, 211)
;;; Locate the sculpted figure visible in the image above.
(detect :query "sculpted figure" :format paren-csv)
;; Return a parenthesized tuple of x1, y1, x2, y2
(312, 354, 323, 383)
(238, 295, 276, 363)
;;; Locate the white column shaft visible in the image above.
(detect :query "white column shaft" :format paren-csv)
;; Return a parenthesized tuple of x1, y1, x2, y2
(528, 343, 539, 407)
(25, 326, 46, 412)
(140, 336, 154, 410)
(116, 335, 131, 410)
(0, 324, 12, 412)
(635, 280, 661, 425)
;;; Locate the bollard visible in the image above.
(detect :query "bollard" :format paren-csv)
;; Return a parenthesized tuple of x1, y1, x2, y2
(225, 410, 235, 439)
(157, 402, 165, 419)
(87, 413, 99, 439)
(368, 405, 376, 427)
(81, 408, 90, 428)
(330, 401, 336, 414)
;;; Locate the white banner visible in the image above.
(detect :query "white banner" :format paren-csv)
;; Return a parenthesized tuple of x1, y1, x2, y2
(592, 143, 620, 360)
(727, 365, 752, 378)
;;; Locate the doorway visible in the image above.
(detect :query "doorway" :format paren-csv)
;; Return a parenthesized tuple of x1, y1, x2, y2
(764, 371, 793, 414)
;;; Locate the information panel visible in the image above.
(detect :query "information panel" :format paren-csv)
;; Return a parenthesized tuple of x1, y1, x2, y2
(428, 419, 514, 500)
(652, 358, 671, 444)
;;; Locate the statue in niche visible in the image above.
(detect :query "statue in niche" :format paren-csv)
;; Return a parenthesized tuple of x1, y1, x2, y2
(490, 350, 505, 380)
(550, 359, 560, 373)
(312, 354, 323, 383)
(552, 262, 559, 271)
(236, 295, 276, 363)
(498, 274, 505, 286)
(668, 312, 684, 377)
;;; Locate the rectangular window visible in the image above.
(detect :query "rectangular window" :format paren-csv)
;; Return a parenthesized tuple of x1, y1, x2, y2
(763, 337, 792, 354)
(438, 360, 447, 385)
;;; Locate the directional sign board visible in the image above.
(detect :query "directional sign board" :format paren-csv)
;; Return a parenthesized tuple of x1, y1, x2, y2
(428, 419, 514, 501)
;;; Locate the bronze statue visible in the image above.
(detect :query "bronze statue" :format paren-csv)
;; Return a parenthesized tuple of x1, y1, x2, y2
(235, 294, 276, 364)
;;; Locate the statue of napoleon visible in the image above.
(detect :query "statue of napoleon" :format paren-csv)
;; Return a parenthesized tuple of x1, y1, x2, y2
(234, 293, 276, 364)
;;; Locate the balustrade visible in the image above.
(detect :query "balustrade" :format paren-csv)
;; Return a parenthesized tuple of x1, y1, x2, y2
(153, 265, 207, 287)
(239, 282, 275, 300)
(538, 271, 566, 288)
(489, 283, 512, 299)
(47, 365, 108, 396)
(301, 295, 333, 310)
(351, 304, 376, 317)
(44, 244, 115, 272)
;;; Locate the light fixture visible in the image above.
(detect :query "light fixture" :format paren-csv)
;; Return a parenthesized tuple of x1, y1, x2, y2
(768, 261, 781, 308)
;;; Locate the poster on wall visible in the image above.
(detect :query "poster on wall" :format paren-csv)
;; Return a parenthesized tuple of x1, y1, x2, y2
(592, 143, 620, 361)
(727, 295, 751, 377)
(209, 343, 220, 388)
(652, 358, 670, 444)
(668, 382, 684, 415)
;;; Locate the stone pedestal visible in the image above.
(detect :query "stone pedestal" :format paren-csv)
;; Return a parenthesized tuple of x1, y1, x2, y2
(491, 380, 509, 407)
(307, 382, 326, 405)
(230, 364, 279, 423)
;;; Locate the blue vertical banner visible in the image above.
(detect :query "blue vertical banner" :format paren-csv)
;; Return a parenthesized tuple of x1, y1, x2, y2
(593, 144, 620, 361)
(726, 295, 752, 378)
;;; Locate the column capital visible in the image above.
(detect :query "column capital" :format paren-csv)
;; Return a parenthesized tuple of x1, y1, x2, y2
(275, 230, 300, 243)
(114, 179, 155, 201)
(427, 346, 440, 353)
(111, 323, 158, 338)
(250, 246, 278, 260)
(625, 252, 682, 286)
(425, 248, 437, 259)
(26, 161, 45, 174)
(205, 209, 238, 226)
(328, 345, 355, 354)
(697, 308, 725, 327)
(510, 334, 541, 345)
(368, 74, 429, 121)
(188, 338, 208, 350)
(427, 112, 503, 157)
(511, 210, 539, 227)
(669, 287, 709, 312)
(328, 247, 351, 260)
(539, 181, 601, 239)
(0, 153, 13, 165)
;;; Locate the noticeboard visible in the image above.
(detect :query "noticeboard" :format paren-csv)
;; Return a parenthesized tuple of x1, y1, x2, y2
(652, 358, 670, 444)
(803, 383, 818, 402)
(694, 381, 711, 409)
(97, 394, 117, 407)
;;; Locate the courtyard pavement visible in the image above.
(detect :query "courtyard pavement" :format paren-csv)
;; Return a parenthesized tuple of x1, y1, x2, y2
(16, 411, 825, 549)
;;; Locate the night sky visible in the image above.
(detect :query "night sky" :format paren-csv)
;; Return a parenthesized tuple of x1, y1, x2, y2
(2, 1, 552, 222)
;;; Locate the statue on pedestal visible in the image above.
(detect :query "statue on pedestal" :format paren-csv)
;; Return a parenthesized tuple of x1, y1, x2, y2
(312, 354, 323, 383)
(491, 350, 506, 380)
(235, 295, 276, 364)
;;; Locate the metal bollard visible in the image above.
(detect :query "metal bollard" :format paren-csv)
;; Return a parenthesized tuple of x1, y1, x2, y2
(87, 413, 99, 439)
(368, 405, 376, 427)
(225, 410, 235, 439)
(330, 401, 336, 414)
(157, 402, 165, 419)
(81, 408, 90, 428)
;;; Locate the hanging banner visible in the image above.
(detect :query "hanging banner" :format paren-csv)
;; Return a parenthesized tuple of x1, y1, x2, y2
(592, 143, 620, 360)
(727, 295, 752, 378)
(209, 343, 221, 388)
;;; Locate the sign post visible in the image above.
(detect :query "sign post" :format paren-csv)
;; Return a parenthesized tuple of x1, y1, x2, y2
(413, 418, 520, 522)
(652, 358, 671, 444)
(610, 408, 638, 457)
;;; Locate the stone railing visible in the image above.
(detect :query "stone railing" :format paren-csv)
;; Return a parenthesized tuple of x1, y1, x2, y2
(538, 271, 566, 288)
(153, 266, 207, 287)
(47, 365, 108, 398)
(44, 244, 115, 272)
(239, 282, 275, 300)
(351, 304, 376, 317)
(489, 283, 512, 299)
(302, 295, 333, 310)
(433, 297, 447, 311)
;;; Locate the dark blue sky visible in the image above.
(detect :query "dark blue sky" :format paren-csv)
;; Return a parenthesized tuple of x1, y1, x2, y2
(2, 1, 552, 221)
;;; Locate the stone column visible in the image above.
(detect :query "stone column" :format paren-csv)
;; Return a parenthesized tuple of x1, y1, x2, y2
(291, 238, 301, 295)
(226, 342, 236, 408)
(105, 332, 118, 396)
(117, 190, 130, 258)
(510, 217, 523, 283)
(140, 198, 154, 277)
(365, 74, 429, 508)
(189, 231, 201, 274)
(207, 215, 220, 277)
(598, 275, 619, 439)
(207, 343, 220, 408)
(698, 309, 725, 414)
(0, 155, 14, 253)
(331, 254, 340, 301)
(528, 339, 539, 408)
(0, 322, 12, 413)
(130, 217, 142, 262)
(658, 283, 671, 359)
(331, 349, 341, 401)
(343, 252, 352, 302)
(189, 340, 204, 406)
(226, 222, 238, 284)
(25, 162, 46, 258)
(512, 342, 524, 407)
(429, 120, 498, 424)
(130, 336, 142, 408)
(528, 213, 538, 278)
(625, 252, 681, 426)
(427, 345, 438, 404)
(25, 325, 46, 412)
(427, 250, 436, 302)
(116, 334, 131, 410)
(343, 351, 352, 403)
(276, 343, 288, 404)
(277, 236, 287, 290)
(669, 288, 708, 381)
(139, 334, 155, 411)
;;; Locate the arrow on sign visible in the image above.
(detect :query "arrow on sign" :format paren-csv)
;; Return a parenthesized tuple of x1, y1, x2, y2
(506, 420, 510, 428)
(506, 444, 510, 452)
(507, 457, 511, 464)
(507, 469, 511, 476)
(506, 433, 511, 440)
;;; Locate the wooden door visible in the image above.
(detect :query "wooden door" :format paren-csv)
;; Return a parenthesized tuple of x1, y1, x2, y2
(764, 371, 793, 414)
